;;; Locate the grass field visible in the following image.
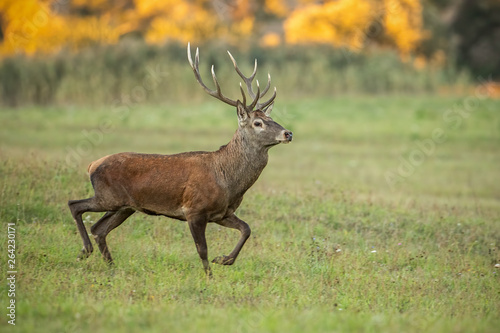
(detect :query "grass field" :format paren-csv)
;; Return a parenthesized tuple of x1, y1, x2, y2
(0, 95, 499, 332)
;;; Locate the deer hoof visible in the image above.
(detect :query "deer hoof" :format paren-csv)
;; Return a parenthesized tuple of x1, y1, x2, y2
(77, 247, 93, 260)
(212, 255, 235, 265)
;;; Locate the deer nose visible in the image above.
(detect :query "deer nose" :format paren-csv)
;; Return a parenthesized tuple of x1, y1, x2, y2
(284, 130, 293, 141)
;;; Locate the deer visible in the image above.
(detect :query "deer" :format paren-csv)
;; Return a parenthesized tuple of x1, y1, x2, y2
(68, 43, 293, 275)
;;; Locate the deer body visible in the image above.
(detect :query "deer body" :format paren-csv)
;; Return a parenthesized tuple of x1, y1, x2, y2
(68, 45, 292, 274)
(87, 126, 272, 222)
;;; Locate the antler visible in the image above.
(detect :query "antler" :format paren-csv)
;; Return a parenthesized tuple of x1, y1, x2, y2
(227, 51, 277, 112)
(187, 43, 277, 112)
(188, 43, 239, 107)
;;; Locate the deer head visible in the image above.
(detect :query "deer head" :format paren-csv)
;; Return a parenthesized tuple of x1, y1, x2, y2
(187, 43, 293, 149)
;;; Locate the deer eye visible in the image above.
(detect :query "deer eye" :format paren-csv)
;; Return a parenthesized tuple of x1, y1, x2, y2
(253, 120, 263, 127)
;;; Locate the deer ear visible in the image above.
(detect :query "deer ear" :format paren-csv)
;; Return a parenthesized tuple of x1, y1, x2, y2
(263, 102, 274, 116)
(236, 101, 249, 124)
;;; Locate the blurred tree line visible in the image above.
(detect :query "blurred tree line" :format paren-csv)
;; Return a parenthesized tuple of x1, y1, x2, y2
(0, 0, 426, 55)
(0, 0, 498, 106)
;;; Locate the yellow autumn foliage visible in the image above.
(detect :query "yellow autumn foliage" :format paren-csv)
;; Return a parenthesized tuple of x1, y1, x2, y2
(0, 0, 123, 55)
(284, 0, 426, 57)
(383, 0, 426, 57)
(265, 0, 289, 17)
(139, 0, 255, 45)
(284, 0, 375, 50)
(0, 0, 426, 58)
(140, 0, 218, 44)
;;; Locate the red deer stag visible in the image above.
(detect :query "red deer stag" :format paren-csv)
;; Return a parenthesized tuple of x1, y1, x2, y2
(68, 43, 293, 275)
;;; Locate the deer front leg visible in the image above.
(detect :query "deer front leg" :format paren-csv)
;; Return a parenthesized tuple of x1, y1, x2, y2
(187, 217, 212, 276)
(213, 214, 251, 265)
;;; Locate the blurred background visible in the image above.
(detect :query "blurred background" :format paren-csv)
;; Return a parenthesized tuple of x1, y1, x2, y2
(0, 0, 499, 106)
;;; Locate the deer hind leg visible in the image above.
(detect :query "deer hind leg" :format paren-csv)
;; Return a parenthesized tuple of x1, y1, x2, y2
(212, 214, 251, 266)
(90, 208, 135, 264)
(187, 217, 212, 276)
(68, 197, 106, 260)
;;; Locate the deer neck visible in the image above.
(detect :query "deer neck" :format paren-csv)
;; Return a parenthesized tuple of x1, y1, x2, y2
(215, 130, 269, 196)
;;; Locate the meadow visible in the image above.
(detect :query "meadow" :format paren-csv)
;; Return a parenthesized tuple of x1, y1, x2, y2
(0, 94, 499, 332)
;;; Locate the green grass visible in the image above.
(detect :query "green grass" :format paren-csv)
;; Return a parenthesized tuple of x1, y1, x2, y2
(0, 95, 499, 332)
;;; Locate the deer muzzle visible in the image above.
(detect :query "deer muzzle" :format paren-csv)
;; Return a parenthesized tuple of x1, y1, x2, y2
(279, 130, 293, 144)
